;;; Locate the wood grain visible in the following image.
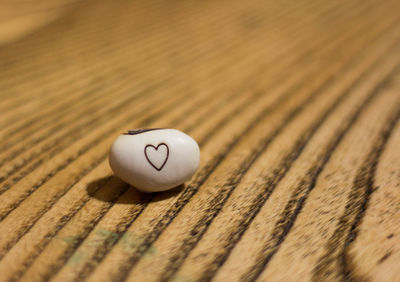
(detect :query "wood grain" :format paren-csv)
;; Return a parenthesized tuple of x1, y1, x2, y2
(0, 0, 399, 281)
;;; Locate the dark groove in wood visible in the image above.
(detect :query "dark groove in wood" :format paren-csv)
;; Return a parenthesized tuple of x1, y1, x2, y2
(312, 78, 400, 282)
(20, 188, 148, 282)
(245, 66, 400, 282)
(7, 177, 122, 281)
(0, 154, 109, 259)
(72, 197, 153, 281)
(1, 86, 102, 146)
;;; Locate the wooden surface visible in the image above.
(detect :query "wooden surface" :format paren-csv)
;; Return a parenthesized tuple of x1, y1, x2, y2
(0, 0, 400, 281)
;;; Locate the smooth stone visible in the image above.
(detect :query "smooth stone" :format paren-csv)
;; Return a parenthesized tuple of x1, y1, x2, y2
(109, 128, 200, 193)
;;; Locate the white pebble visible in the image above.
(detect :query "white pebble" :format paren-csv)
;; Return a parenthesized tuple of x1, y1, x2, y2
(109, 128, 200, 193)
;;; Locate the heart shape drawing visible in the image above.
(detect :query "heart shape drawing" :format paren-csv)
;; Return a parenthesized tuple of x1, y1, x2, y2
(144, 143, 169, 171)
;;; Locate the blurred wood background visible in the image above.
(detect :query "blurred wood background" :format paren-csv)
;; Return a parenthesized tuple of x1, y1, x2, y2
(0, 0, 399, 281)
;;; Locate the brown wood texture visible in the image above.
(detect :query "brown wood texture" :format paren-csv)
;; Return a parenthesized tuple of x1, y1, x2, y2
(0, 0, 400, 281)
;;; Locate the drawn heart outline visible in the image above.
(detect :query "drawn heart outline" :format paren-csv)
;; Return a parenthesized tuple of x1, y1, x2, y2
(144, 143, 169, 171)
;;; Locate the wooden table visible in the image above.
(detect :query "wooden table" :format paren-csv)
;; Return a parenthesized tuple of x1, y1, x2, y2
(0, 0, 399, 281)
